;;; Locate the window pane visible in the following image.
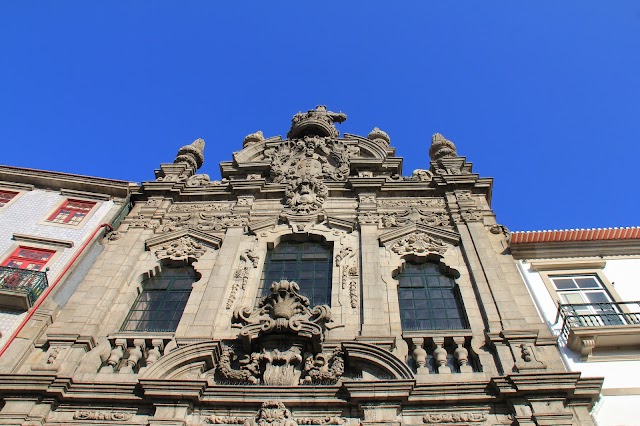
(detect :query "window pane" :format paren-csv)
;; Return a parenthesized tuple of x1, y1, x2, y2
(552, 278, 577, 290)
(575, 277, 601, 289)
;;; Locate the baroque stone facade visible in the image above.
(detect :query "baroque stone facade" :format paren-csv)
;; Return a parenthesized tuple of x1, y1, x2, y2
(0, 107, 601, 425)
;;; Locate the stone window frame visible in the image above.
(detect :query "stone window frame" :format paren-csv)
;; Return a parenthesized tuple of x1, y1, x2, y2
(40, 197, 101, 229)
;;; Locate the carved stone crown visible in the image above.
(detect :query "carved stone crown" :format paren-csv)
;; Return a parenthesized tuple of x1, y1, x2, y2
(288, 106, 347, 139)
(175, 138, 205, 170)
(429, 133, 457, 161)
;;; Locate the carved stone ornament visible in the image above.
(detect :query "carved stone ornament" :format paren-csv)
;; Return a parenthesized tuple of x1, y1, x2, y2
(378, 198, 445, 208)
(357, 212, 381, 225)
(73, 410, 133, 421)
(170, 202, 233, 213)
(187, 173, 213, 187)
(175, 138, 205, 170)
(285, 175, 329, 214)
(489, 224, 511, 240)
(222, 400, 345, 426)
(429, 133, 457, 161)
(129, 214, 159, 229)
(244, 130, 265, 147)
(227, 249, 260, 309)
(218, 280, 342, 386)
(423, 412, 486, 423)
(288, 105, 347, 139)
(461, 209, 482, 222)
(381, 207, 451, 228)
(367, 127, 390, 147)
(154, 236, 205, 262)
(197, 213, 248, 231)
(156, 214, 192, 233)
(264, 136, 359, 184)
(411, 169, 433, 182)
(391, 232, 449, 256)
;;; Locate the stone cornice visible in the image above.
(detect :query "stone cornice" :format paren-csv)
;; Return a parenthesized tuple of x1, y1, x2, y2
(0, 165, 133, 198)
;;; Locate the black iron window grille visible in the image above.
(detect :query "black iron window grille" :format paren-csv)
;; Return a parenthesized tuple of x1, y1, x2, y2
(121, 266, 196, 333)
(556, 301, 640, 339)
(397, 262, 469, 330)
(259, 241, 332, 307)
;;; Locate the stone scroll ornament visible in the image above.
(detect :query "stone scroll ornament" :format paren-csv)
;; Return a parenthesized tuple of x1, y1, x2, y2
(217, 280, 344, 386)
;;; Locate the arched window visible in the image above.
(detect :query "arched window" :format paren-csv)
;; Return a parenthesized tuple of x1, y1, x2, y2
(121, 266, 197, 332)
(397, 262, 468, 330)
(259, 241, 332, 306)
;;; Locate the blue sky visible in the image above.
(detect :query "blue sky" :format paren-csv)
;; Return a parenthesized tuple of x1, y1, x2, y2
(1, 2, 639, 231)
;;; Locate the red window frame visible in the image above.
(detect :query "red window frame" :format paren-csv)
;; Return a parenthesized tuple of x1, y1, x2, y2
(0, 190, 18, 207)
(1, 247, 55, 271)
(47, 199, 96, 225)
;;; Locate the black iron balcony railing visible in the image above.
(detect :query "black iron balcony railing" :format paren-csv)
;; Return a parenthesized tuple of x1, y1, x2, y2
(0, 265, 49, 307)
(556, 301, 640, 339)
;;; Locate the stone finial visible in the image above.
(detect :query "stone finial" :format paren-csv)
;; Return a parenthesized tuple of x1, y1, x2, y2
(367, 127, 390, 146)
(288, 105, 347, 139)
(429, 133, 457, 161)
(174, 138, 205, 170)
(243, 130, 265, 147)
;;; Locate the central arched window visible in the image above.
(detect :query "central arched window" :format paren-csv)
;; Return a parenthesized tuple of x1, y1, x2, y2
(397, 262, 468, 330)
(259, 241, 332, 306)
(121, 266, 197, 332)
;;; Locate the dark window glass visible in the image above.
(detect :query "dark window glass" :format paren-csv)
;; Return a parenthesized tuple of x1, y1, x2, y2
(397, 262, 468, 330)
(121, 266, 196, 332)
(259, 241, 332, 306)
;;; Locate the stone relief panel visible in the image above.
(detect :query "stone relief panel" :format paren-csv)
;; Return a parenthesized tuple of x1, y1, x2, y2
(207, 401, 348, 426)
(227, 248, 260, 310)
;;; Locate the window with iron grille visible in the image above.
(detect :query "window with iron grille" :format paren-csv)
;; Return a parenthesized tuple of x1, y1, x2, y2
(48, 199, 96, 225)
(397, 262, 468, 330)
(120, 266, 196, 332)
(0, 190, 18, 208)
(259, 241, 332, 307)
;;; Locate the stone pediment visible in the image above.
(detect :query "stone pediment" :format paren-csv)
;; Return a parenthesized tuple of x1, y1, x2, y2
(379, 223, 460, 257)
(145, 227, 222, 263)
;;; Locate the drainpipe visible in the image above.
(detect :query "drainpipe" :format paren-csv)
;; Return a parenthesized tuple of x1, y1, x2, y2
(0, 223, 113, 357)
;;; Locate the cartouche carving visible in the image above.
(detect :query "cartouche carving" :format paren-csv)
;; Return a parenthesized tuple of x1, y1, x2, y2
(391, 233, 448, 256)
(217, 280, 342, 386)
(154, 236, 205, 262)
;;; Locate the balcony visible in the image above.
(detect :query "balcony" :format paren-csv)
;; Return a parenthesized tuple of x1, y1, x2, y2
(0, 266, 49, 310)
(557, 302, 640, 360)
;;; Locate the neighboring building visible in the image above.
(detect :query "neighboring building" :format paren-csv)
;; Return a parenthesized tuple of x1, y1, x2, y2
(0, 107, 602, 425)
(0, 166, 133, 369)
(512, 228, 640, 426)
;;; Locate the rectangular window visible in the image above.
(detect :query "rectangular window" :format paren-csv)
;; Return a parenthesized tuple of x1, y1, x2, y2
(0, 190, 18, 207)
(48, 199, 96, 225)
(551, 274, 623, 326)
(2, 247, 55, 271)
